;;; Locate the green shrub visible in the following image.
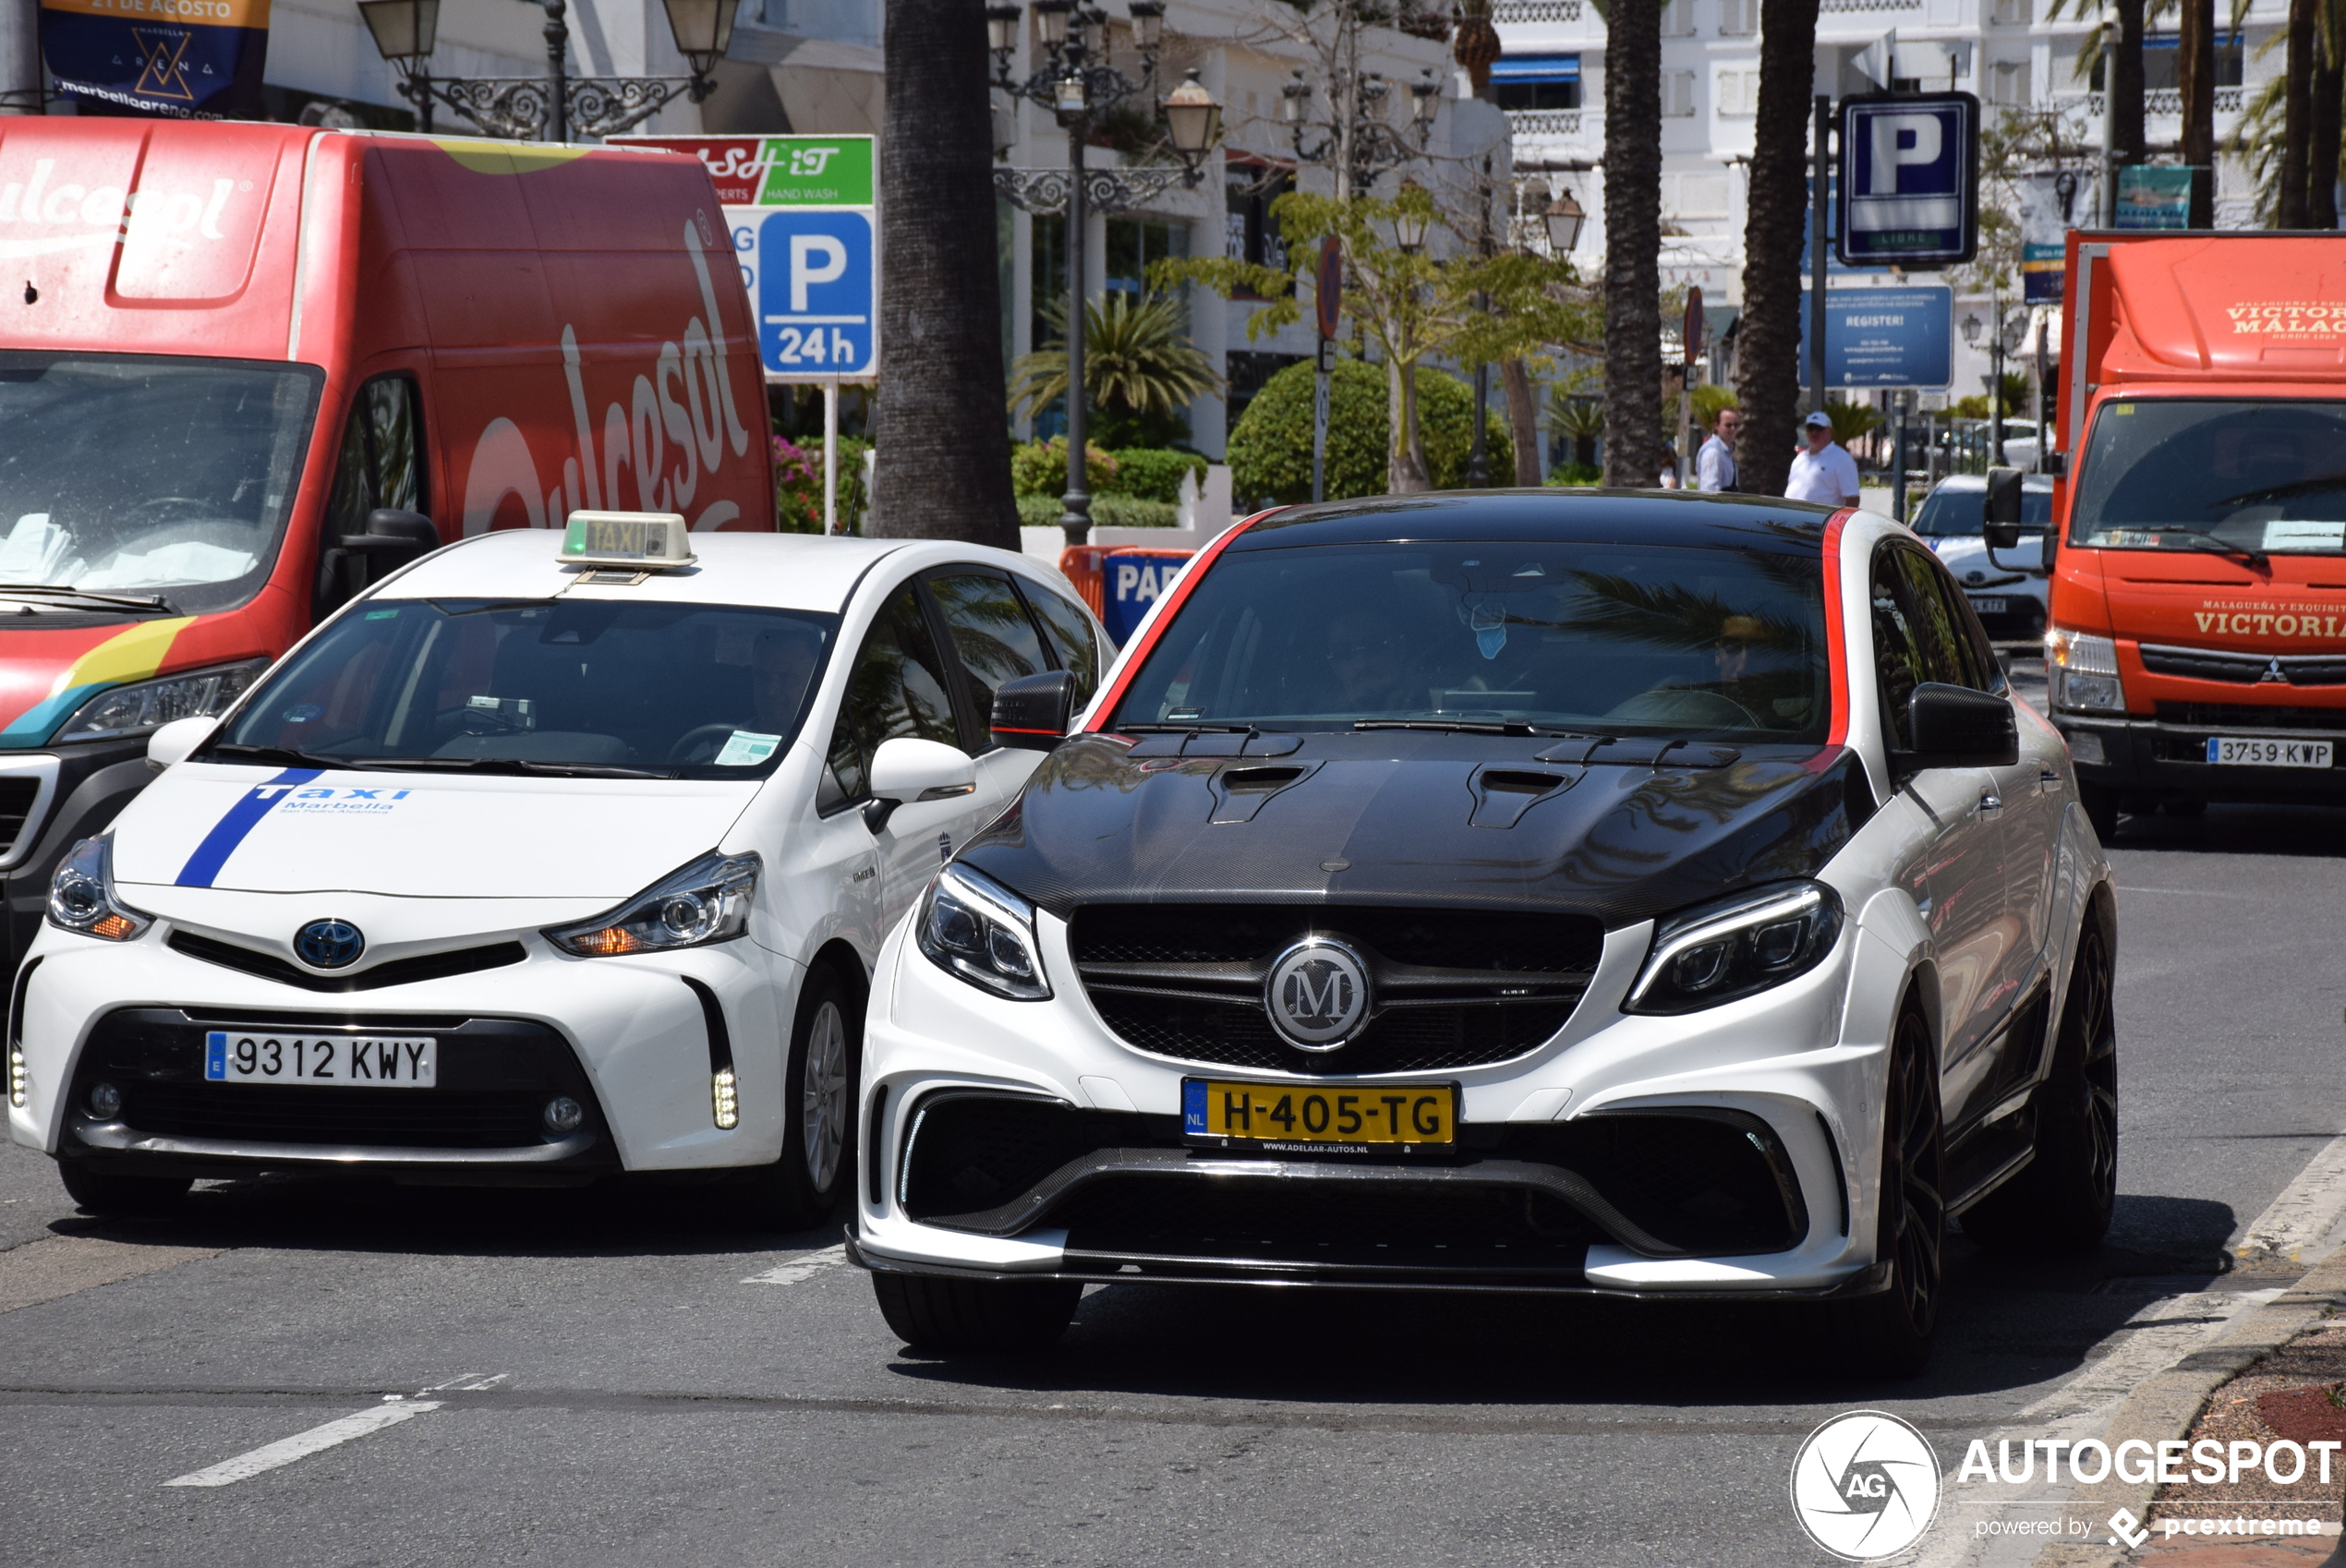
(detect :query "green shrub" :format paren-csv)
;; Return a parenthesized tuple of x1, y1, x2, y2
(1227, 359, 1512, 505)
(1103, 447, 1208, 502)
(1543, 462, 1603, 487)
(1010, 438, 1118, 499)
(1017, 494, 1060, 528)
(1014, 494, 1181, 528)
(773, 434, 869, 535)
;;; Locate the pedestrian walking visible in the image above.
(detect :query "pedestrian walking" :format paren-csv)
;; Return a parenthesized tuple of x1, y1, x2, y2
(1785, 410, 1860, 507)
(1696, 407, 1740, 492)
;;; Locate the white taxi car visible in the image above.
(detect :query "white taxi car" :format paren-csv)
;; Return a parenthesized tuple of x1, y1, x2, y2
(6, 517, 1106, 1224)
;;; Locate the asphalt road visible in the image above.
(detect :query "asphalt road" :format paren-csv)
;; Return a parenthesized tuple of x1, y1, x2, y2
(5, 655, 2346, 1567)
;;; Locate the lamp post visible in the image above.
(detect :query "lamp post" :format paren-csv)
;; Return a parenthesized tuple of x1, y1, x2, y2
(1961, 303, 2026, 465)
(1281, 64, 1439, 200)
(987, 3, 1222, 546)
(358, 0, 739, 141)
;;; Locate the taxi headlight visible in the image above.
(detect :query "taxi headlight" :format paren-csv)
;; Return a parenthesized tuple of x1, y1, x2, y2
(54, 659, 268, 743)
(916, 864, 1050, 1001)
(1626, 881, 1842, 1016)
(46, 835, 151, 942)
(2046, 627, 2126, 714)
(543, 850, 760, 957)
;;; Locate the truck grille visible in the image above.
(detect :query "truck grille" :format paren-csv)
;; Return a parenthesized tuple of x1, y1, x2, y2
(2154, 701, 2346, 734)
(2140, 645, 2346, 686)
(1070, 903, 1602, 1076)
(0, 778, 40, 859)
(68, 1007, 604, 1153)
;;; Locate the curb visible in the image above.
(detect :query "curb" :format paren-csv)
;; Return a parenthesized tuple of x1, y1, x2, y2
(2032, 1248, 2346, 1567)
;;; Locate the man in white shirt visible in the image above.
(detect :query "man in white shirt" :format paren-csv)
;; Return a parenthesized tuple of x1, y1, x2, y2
(1784, 410, 1861, 506)
(1696, 408, 1740, 492)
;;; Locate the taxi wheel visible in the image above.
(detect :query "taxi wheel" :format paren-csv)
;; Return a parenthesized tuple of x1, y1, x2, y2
(1832, 1005, 1944, 1379)
(58, 1163, 190, 1218)
(737, 967, 861, 1231)
(1961, 921, 2119, 1255)
(870, 1271, 1082, 1354)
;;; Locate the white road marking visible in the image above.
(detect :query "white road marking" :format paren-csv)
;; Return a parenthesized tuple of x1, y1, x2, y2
(163, 1403, 441, 1488)
(743, 1243, 848, 1285)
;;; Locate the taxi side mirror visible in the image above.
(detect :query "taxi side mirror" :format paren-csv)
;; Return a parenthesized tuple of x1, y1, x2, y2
(1899, 682, 2018, 773)
(864, 737, 976, 834)
(991, 670, 1078, 752)
(147, 716, 216, 770)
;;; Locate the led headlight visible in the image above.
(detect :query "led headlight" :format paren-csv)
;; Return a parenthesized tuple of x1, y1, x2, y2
(46, 835, 151, 942)
(543, 850, 760, 957)
(1626, 881, 1843, 1016)
(916, 863, 1050, 1001)
(2046, 627, 2125, 715)
(54, 658, 268, 743)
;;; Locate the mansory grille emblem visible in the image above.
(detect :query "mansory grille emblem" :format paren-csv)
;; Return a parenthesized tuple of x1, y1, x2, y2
(1264, 938, 1372, 1051)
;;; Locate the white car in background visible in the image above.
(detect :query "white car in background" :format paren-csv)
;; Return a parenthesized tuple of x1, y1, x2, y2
(7, 520, 1107, 1224)
(1910, 474, 2055, 641)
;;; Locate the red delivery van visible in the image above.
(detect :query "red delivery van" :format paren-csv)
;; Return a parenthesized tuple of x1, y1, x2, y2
(0, 120, 774, 981)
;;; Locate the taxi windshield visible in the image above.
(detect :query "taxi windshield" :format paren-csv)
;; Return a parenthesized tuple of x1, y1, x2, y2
(204, 598, 839, 779)
(2070, 399, 2346, 554)
(0, 353, 322, 615)
(1109, 536, 1830, 742)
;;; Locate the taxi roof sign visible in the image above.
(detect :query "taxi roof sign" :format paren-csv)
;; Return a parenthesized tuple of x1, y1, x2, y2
(561, 512, 695, 571)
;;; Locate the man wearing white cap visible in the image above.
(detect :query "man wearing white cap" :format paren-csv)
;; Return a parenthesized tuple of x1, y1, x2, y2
(1785, 410, 1861, 507)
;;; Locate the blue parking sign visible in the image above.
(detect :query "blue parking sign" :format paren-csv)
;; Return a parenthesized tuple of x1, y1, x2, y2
(1836, 93, 1977, 268)
(754, 209, 876, 379)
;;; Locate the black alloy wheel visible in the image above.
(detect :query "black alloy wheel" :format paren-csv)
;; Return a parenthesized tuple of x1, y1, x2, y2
(1835, 1006, 1946, 1378)
(1962, 920, 2119, 1254)
(734, 965, 862, 1230)
(870, 1271, 1083, 1354)
(57, 1162, 191, 1218)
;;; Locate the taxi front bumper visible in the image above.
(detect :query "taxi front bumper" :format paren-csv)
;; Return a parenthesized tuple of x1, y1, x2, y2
(8, 916, 796, 1182)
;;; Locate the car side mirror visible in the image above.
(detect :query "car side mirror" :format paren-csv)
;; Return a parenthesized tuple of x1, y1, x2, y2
(343, 509, 441, 579)
(992, 670, 1078, 752)
(1899, 682, 2019, 773)
(146, 715, 216, 770)
(863, 737, 977, 834)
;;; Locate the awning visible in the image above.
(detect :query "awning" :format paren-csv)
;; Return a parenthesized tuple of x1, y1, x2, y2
(1490, 54, 1579, 82)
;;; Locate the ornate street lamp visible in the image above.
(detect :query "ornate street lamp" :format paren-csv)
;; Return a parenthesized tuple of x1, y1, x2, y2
(1281, 65, 1439, 199)
(989, 3, 1223, 545)
(1542, 187, 1585, 252)
(359, 0, 739, 142)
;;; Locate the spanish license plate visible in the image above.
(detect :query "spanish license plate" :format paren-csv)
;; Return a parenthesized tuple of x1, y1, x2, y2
(1968, 596, 2009, 615)
(203, 1031, 436, 1088)
(2204, 736, 2335, 768)
(1182, 1078, 1456, 1146)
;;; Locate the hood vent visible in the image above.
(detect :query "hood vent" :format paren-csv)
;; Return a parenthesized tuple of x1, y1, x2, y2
(1208, 762, 1318, 824)
(1468, 766, 1577, 829)
(1535, 736, 1741, 769)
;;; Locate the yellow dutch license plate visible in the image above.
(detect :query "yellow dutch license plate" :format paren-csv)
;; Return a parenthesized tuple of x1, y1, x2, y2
(1182, 1078, 1457, 1146)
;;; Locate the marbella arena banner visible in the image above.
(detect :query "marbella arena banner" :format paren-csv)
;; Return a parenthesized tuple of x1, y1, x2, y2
(40, 0, 272, 120)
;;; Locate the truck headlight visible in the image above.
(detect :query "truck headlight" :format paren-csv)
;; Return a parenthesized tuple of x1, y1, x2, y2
(543, 850, 760, 957)
(46, 835, 151, 942)
(54, 659, 268, 742)
(917, 864, 1050, 1001)
(1626, 881, 1842, 1016)
(2047, 628, 2126, 714)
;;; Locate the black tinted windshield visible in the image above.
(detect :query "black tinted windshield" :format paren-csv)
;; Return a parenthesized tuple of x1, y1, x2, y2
(1911, 484, 2052, 537)
(208, 598, 837, 778)
(2070, 399, 2346, 553)
(0, 354, 322, 614)
(1111, 537, 1829, 742)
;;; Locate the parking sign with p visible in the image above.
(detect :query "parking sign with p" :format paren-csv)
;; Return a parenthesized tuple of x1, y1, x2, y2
(756, 210, 875, 378)
(1836, 92, 1977, 268)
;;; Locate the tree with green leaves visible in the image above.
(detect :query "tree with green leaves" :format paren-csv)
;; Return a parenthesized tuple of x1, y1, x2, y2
(1155, 184, 1590, 492)
(1008, 292, 1224, 450)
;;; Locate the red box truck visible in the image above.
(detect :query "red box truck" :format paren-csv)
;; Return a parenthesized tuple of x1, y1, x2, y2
(2046, 231, 2346, 835)
(0, 120, 773, 978)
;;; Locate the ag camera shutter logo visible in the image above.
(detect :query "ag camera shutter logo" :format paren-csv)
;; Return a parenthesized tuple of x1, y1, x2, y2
(1790, 1411, 1941, 1561)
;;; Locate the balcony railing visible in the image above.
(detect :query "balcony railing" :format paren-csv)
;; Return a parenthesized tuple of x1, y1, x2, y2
(1819, 0, 1923, 11)
(1493, 0, 1582, 20)
(1506, 108, 1589, 139)
(2072, 87, 2244, 115)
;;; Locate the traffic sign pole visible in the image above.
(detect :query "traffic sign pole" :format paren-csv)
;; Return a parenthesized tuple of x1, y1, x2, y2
(823, 377, 840, 536)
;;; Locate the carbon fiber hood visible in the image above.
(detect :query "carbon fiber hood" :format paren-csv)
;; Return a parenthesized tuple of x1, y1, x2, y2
(959, 730, 1872, 928)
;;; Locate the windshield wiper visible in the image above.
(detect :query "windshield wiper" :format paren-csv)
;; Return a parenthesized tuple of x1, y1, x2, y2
(0, 584, 176, 614)
(358, 756, 671, 779)
(1353, 720, 1590, 737)
(2143, 525, 2267, 569)
(201, 743, 355, 770)
(1119, 723, 1259, 734)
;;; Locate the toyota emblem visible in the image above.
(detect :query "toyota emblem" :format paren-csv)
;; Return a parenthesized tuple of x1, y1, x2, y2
(294, 918, 366, 970)
(1264, 937, 1372, 1051)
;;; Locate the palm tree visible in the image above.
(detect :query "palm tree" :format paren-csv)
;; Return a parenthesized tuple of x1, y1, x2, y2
(873, 0, 1022, 548)
(2111, 0, 2146, 175)
(1731, 0, 1822, 500)
(1008, 291, 1224, 444)
(1601, 0, 1663, 487)
(2282, 0, 2319, 226)
(2181, 0, 2216, 225)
